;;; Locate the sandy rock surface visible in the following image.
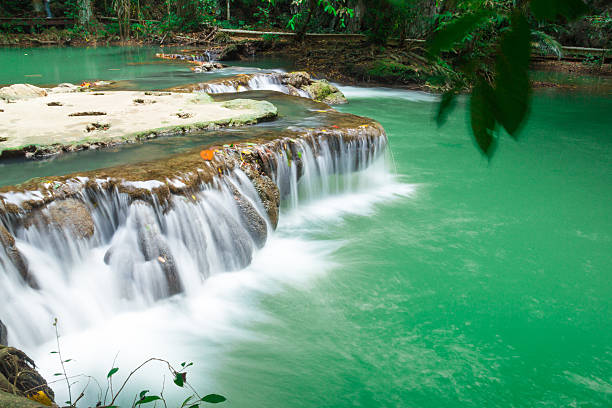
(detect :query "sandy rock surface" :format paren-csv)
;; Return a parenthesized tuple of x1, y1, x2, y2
(0, 87, 276, 153)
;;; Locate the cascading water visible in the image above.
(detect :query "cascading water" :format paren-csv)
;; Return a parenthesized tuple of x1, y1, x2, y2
(0, 131, 388, 352)
(201, 73, 311, 98)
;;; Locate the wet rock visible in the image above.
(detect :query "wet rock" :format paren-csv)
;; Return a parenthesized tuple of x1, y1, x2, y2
(192, 62, 226, 72)
(0, 320, 7, 346)
(303, 80, 348, 105)
(285, 84, 303, 97)
(230, 186, 267, 248)
(281, 71, 312, 88)
(48, 83, 80, 94)
(0, 346, 55, 406)
(209, 208, 253, 271)
(0, 84, 47, 101)
(244, 169, 280, 229)
(46, 199, 95, 239)
(133, 201, 182, 296)
(0, 225, 37, 289)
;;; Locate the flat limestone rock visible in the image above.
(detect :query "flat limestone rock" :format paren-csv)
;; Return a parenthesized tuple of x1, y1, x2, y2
(0, 84, 48, 101)
(0, 90, 277, 156)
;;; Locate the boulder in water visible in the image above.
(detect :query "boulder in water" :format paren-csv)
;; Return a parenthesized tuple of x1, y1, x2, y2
(303, 80, 348, 105)
(281, 71, 312, 89)
(244, 169, 280, 229)
(133, 202, 182, 296)
(0, 84, 47, 101)
(0, 225, 37, 289)
(230, 186, 267, 248)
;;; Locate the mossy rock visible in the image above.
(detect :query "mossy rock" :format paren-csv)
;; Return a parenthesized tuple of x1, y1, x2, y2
(0, 391, 51, 408)
(303, 80, 348, 105)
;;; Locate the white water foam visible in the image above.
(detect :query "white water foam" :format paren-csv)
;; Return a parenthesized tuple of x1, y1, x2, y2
(1, 132, 416, 406)
(337, 85, 438, 102)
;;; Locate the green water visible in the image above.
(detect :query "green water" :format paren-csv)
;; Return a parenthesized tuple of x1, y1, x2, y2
(0, 46, 292, 89)
(206, 89, 612, 407)
(2, 47, 611, 406)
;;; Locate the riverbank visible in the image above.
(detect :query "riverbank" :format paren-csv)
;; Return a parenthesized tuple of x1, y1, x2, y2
(2, 29, 611, 93)
(0, 85, 277, 159)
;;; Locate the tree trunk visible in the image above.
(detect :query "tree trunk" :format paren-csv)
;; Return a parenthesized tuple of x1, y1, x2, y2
(78, 0, 93, 26)
(296, 0, 315, 42)
(227, 0, 230, 21)
(349, 0, 366, 32)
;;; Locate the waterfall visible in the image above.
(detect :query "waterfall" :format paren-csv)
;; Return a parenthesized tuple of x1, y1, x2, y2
(0, 131, 387, 350)
(201, 73, 311, 98)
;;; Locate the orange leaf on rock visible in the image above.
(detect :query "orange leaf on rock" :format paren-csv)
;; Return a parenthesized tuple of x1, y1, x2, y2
(200, 150, 215, 161)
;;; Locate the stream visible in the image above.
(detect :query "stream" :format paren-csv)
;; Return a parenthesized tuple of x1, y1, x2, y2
(0, 46, 611, 407)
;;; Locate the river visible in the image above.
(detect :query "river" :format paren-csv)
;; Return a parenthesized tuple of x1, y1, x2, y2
(0, 46, 611, 407)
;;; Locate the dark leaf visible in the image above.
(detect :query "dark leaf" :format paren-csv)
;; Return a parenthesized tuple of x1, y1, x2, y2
(140, 390, 150, 400)
(436, 91, 458, 126)
(470, 79, 497, 157)
(54, 373, 63, 376)
(188, 405, 200, 408)
(107, 367, 119, 378)
(530, 0, 588, 21)
(174, 372, 187, 387)
(201, 394, 227, 403)
(428, 10, 492, 55)
(494, 10, 531, 137)
(135, 395, 161, 405)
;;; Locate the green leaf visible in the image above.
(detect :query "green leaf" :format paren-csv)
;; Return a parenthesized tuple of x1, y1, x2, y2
(174, 372, 187, 387)
(436, 90, 458, 127)
(470, 79, 497, 157)
(135, 395, 161, 405)
(188, 405, 200, 408)
(428, 10, 492, 55)
(107, 367, 119, 378)
(530, 0, 588, 22)
(181, 396, 194, 408)
(201, 394, 227, 403)
(54, 373, 63, 376)
(139, 390, 150, 400)
(494, 10, 531, 137)
(64, 359, 72, 363)
(50, 351, 58, 354)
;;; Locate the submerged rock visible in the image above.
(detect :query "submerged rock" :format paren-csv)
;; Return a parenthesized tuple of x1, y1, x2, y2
(0, 84, 47, 101)
(0, 225, 36, 289)
(208, 207, 254, 271)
